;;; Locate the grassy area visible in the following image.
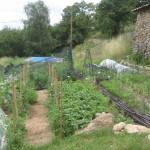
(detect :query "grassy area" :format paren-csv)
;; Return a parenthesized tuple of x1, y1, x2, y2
(28, 129, 150, 150)
(100, 73, 150, 114)
(73, 33, 132, 70)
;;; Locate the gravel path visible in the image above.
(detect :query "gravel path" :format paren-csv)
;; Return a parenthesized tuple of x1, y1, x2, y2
(25, 90, 52, 147)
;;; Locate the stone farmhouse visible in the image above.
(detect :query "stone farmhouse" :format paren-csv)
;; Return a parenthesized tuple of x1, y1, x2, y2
(132, 3, 150, 58)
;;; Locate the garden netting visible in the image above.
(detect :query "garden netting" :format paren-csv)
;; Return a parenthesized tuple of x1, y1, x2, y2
(0, 108, 7, 150)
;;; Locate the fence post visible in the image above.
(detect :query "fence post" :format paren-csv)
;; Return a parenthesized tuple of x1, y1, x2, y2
(25, 63, 28, 82)
(12, 79, 18, 133)
(20, 69, 23, 105)
(55, 73, 58, 106)
(60, 78, 63, 138)
(48, 62, 51, 79)
(23, 65, 25, 83)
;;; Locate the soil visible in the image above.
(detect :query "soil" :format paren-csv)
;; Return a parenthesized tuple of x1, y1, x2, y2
(25, 90, 52, 147)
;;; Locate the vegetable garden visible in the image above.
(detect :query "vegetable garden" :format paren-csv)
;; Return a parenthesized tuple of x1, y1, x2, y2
(0, 54, 150, 149)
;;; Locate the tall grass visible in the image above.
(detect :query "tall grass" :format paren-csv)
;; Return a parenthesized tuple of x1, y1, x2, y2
(73, 33, 132, 69)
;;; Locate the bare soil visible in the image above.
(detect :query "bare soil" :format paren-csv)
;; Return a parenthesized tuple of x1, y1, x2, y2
(25, 90, 52, 147)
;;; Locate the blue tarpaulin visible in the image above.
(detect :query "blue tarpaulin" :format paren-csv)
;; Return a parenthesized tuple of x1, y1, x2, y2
(27, 57, 63, 63)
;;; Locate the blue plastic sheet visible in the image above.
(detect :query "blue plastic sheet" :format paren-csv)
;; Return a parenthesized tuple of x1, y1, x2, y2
(27, 57, 62, 63)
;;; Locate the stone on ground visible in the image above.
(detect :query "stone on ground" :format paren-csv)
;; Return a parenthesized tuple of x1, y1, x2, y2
(76, 112, 113, 134)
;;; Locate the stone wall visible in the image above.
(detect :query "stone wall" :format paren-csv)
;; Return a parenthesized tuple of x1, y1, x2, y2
(132, 9, 150, 58)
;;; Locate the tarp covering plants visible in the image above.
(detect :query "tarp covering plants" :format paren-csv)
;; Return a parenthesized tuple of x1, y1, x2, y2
(0, 108, 7, 150)
(98, 59, 137, 73)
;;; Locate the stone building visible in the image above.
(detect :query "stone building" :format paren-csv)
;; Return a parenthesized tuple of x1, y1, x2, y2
(132, 3, 150, 58)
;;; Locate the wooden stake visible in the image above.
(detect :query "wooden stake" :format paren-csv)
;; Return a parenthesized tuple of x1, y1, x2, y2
(48, 62, 50, 78)
(12, 79, 18, 133)
(20, 69, 23, 105)
(55, 73, 58, 106)
(60, 78, 63, 138)
(25, 63, 28, 82)
(23, 65, 25, 83)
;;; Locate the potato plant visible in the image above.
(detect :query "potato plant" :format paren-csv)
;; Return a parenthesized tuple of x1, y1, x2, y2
(48, 80, 109, 136)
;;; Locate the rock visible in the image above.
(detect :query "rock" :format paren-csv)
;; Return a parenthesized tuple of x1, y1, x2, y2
(113, 122, 126, 132)
(148, 134, 150, 140)
(124, 124, 150, 134)
(75, 113, 113, 135)
(135, 125, 150, 133)
(124, 124, 139, 133)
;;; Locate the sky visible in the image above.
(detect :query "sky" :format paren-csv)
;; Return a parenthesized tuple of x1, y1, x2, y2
(0, 0, 100, 30)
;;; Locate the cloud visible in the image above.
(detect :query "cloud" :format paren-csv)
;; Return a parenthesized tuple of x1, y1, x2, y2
(0, 0, 100, 29)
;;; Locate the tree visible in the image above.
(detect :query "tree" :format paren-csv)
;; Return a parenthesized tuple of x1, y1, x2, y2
(24, 0, 52, 56)
(0, 27, 25, 57)
(96, 0, 139, 37)
(52, 1, 96, 47)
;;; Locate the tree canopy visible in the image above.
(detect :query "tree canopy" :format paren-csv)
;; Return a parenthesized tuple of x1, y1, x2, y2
(52, 1, 96, 47)
(24, 0, 52, 56)
(0, 27, 25, 57)
(95, 0, 139, 37)
(0, 0, 143, 57)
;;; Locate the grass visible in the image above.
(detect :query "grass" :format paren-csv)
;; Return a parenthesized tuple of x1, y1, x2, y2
(0, 56, 26, 67)
(27, 129, 150, 150)
(73, 33, 132, 70)
(100, 73, 150, 115)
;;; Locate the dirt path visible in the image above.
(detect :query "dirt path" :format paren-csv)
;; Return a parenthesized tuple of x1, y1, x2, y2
(25, 90, 52, 146)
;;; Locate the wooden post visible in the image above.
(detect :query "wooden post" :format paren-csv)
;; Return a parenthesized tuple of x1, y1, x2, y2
(12, 79, 18, 133)
(25, 63, 28, 82)
(60, 78, 63, 138)
(20, 69, 23, 105)
(23, 65, 25, 83)
(48, 62, 51, 78)
(55, 73, 58, 106)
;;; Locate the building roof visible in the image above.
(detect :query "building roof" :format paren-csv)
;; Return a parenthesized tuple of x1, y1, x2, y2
(133, 3, 150, 12)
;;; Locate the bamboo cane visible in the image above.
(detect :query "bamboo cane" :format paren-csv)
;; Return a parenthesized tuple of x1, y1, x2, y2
(55, 73, 58, 106)
(12, 79, 18, 133)
(60, 78, 63, 138)
(23, 65, 25, 83)
(20, 69, 23, 105)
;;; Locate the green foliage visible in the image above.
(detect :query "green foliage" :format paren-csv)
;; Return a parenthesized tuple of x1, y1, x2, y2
(23, 84, 37, 104)
(54, 61, 72, 80)
(48, 80, 109, 136)
(101, 73, 150, 114)
(29, 66, 49, 89)
(6, 117, 26, 150)
(132, 52, 150, 65)
(24, 0, 53, 56)
(52, 1, 96, 48)
(0, 27, 25, 57)
(0, 78, 13, 112)
(95, 0, 138, 37)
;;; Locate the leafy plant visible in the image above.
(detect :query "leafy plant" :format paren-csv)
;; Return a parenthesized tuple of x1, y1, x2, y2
(29, 66, 49, 90)
(48, 80, 109, 137)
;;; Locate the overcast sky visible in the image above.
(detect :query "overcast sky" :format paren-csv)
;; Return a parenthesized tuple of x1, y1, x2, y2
(0, 0, 100, 30)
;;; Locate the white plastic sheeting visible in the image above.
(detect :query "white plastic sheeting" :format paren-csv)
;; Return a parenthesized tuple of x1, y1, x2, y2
(0, 108, 7, 150)
(98, 59, 137, 73)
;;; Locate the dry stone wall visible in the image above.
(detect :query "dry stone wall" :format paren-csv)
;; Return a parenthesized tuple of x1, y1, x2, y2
(132, 9, 150, 58)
